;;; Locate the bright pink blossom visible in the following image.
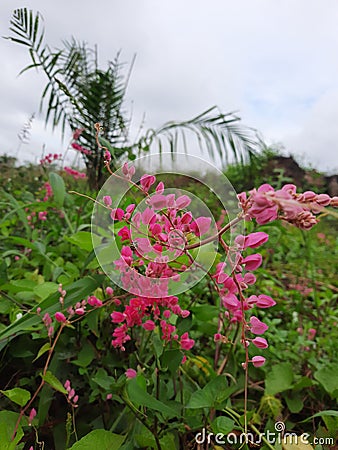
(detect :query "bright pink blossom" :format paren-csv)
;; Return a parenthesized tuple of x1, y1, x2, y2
(118, 226, 131, 241)
(55, 312, 67, 323)
(140, 174, 156, 192)
(105, 287, 114, 296)
(111, 311, 126, 323)
(122, 162, 135, 179)
(142, 320, 156, 331)
(256, 294, 276, 308)
(252, 355, 266, 367)
(110, 208, 124, 221)
(252, 337, 268, 349)
(235, 232, 269, 249)
(28, 408, 36, 425)
(190, 217, 211, 237)
(241, 254, 262, 271)
(125, 368, 137, 378)
(103, 195, 112, 206)
(180, 332, 195, 350)
(250, 316, 268, 335)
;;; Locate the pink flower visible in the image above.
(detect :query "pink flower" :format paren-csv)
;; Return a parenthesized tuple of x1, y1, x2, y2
(140, 174, 156, 192)
(87, 296, 103, 307)
(241, 254, 262, 271)
(110, 208, 124, 221)
(252, 337, 268, 349)
(256, 295, 276, 308)
(180, 332, 195, 350)
(122, 162, 135, 180)
(55, 312, 67, 323)
(156, 182, 164, 194)
(103, 195, 112, 206)
(104, 150, 111, 162)
(38, 211, 47, 221)
(190, 217, 211, 237)
(28, 407, 36, 425)
(125, 368, 137, 379)
(175, 195, 191, 209)
(147, 194, 167, 209)
(111, 311, 126, 323)
(250, 316, 268, 335)
(308, 328, 317, 340)
(252, 355, 266, 367)
(75, 307, 85, 315)
(64, 167, 86, 179)
(235, 232, 269, 249)
(118, 226, 131, 241)
(72, 128, 84, 140)
(142, 320, 155, 331)
(222, 294, 240, 310)
(105, 287, 114, 296)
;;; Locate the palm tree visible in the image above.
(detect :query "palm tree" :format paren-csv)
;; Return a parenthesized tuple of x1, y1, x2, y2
(7, 8, 260, 189)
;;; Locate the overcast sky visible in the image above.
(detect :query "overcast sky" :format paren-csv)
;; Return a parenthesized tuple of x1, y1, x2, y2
(1, 0, 338, 173)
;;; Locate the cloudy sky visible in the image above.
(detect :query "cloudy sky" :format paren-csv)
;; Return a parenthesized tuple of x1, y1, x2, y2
(1, 0, 338, 173)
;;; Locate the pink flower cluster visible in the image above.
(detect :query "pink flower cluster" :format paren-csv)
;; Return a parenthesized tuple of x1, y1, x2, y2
(42, 312, 54, 338)
(64, 166, 86, 180)
(39, 153, 62, 166)
(26, 210, 48, 227)
(213, 231, 274, 367)
(238, 184, 338, 229)
(41, 182, 53, 202)
(111, 295, 193, 351)
(54, 295, 103, 323)
(71, 142, 92, 156)
(64, 379, 79, 407)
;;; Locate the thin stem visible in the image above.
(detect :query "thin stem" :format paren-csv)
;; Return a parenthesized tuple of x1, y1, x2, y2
(12, 323, 65, 440)
(185, 215, 243, 250)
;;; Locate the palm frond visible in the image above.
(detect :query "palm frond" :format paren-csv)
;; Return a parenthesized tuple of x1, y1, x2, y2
(134, 106, 259, 168)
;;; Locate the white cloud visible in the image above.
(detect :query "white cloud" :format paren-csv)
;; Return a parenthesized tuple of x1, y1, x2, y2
(0, 0, 338, 172)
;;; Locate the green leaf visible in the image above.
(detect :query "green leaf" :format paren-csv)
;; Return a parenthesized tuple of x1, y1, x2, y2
(0, 276, 103, 349)
(302, 410, 338, 422)
(152, 332, 164, 358)
(161, 349, 183, 374)
(314, 364, 338, 397)
(92, 368, 115, 391)
(284, 394, 303, 414)
(0, 388, 31, 407)
(212, 416, 235, 434)
(72, 342, 95, 368)
(33, 342, 51, 362)
(66, 231, 101, 252)
(0, 410, 24, 450)
(265, 363, 294, 395)
(192, 305, 219, 321)
(68, 429, 125, 450)
(41, 371, 67, 394)
(33, 282, 58, 300)
(49, 172, 65, 207)
(126, 378, 178, 418)
(186, 376, 233, 409)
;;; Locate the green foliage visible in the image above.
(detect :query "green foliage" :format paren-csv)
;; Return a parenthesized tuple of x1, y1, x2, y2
(68, 430, 125, 450)
(0, 388, 31, 407)
(0, 156, 337, 449)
